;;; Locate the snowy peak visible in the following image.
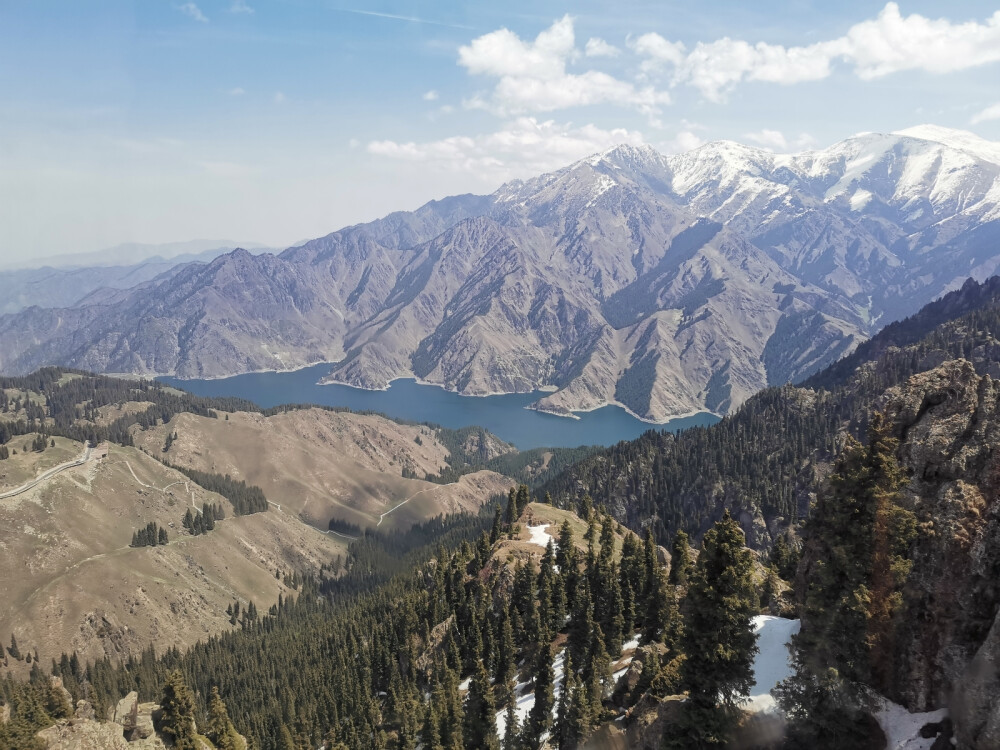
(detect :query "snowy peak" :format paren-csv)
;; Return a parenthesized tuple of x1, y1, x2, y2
(892, 124, 1000, 165)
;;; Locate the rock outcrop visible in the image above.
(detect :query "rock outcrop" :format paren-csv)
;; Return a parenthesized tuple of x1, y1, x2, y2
(875, 360, 1000, 749)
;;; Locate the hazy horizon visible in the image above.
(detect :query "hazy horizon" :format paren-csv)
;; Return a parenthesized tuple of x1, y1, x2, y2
(3, 1, 1000, 265)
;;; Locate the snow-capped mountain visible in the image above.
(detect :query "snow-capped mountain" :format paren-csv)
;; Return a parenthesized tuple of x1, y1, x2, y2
(0, 126, 997, 421)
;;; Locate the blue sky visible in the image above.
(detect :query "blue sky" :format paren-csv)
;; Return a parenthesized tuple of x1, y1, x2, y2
(2, 1, 1000, 262)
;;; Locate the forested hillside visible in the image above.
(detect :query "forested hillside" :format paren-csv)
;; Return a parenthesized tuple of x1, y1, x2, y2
(3, 489, 776, 750)
(543, 275, 1000, 549)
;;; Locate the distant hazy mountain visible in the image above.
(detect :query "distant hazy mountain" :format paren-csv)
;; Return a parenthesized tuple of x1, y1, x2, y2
(0, 125, 997, 421)
(2, 239, 273, 271)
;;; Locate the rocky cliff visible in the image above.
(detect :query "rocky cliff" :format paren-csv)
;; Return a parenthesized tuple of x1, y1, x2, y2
(877, 360, 1000, 749)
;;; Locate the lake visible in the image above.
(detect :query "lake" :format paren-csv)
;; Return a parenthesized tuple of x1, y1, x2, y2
(157, 363, 720, 450)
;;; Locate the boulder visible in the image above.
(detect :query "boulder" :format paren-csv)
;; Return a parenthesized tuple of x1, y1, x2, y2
(129, 702, 159, 740)
(0, 702, 9, 724)
(36, 719, 130, 750)
(113, 690, 139, 727)
(75, 700, 96, 720)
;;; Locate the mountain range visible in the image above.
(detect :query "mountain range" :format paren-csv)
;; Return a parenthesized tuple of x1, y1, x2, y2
(1, 125, 998, 421)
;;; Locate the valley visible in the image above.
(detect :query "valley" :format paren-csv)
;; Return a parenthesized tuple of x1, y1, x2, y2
(1, 131, 999, 750)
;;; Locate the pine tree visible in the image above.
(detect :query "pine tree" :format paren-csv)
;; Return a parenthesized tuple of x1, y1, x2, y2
(206, 686, 241, 750)
(501, 699, 519, 750)
(678, 511, 758, 747)
(463, 659, 499, 750)
(556, 652, 586, 750)
(775, 415, 916, 749)
(495, 611, 516, 705)
(669, 529, 692, 586)
(524, 644, 554, 748)
(159, 670, 198, 750)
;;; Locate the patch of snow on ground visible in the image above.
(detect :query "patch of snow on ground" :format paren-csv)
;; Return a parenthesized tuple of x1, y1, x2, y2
(622, 635, 640, 652)
(527, 524, 555, 551)
(743, 616, 800, 713)
(458, 677, 471, 692)
(496, 648, 567, 740)
(876, 698, 948, 750)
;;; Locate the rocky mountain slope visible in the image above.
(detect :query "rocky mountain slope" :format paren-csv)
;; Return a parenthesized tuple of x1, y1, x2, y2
(1, 126, 998, 421)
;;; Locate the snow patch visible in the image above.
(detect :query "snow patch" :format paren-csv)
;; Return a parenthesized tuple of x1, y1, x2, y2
(527, 524, 555, 551)
(875, 698, 948, 750)
(850, 189, 873, 211)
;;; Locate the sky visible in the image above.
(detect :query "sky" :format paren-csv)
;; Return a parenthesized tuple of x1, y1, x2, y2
(2, 1, 1000, 263)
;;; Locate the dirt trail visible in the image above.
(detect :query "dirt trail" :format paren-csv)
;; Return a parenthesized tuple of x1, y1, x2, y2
(0, 446, 92, 500)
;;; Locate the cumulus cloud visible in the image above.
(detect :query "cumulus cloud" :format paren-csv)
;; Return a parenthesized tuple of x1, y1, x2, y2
(458, 16, 670, 119)
(629, 33, 686, 72)
(744, 129, 818, 152)
(585, 37, 620, 58)
(423, 90, 440, 101)
(273, 91, 285, 104)
(662, 130, 703, 154)
(228, 87, 246, 96)
(632, 3, 1000, 101)
(368, 117, 645, 180)
(177, 3, 208, 23)
(971, 103, 1000, 125)
(230, 0, 253, 13)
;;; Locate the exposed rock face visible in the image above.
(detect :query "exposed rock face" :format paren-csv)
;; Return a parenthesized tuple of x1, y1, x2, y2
(37, 719, 131, 749)
(876, 360, 1000, 749)
(3, 128, 999, 420)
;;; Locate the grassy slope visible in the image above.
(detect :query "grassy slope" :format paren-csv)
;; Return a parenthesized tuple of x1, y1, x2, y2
(0, 440, 347, 671)
(135, 408, 514, 532)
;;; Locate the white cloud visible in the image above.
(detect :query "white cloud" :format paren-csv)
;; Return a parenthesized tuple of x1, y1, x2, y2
(230, 0, 254, 13)
(229, 87, 246, 96)
(423, 90, 440, 101)
(368, 117, 645, 181)
(177, 3, 208, 23)
(632, 3, 1000, 101)
(662, 130, 703, 154)
(971, 103, 1000, 124)
(273, 91, 285, 104)
(629, 33, 685, 71)
(744, 129, 788, 151)
(458, 16, 670, 119)
(744, 129, 818, 152)
(585, 37, 620, 58)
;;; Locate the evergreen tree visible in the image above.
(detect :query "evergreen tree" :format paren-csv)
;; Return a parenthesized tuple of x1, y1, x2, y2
(501, 699, 519, 750)
(678, 511, 758, 747)
(463, 659, 499, 750)
(206, 686, 241, 750)
(775, 415, 916, 748)
(159, 670, 198, 750)
(669, 529, 692, 586)
(556, 652, 586, 750)
(524, 644, 554, 749)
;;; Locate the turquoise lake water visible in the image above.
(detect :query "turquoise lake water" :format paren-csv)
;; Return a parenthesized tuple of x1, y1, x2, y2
(157, 363, 719, 449)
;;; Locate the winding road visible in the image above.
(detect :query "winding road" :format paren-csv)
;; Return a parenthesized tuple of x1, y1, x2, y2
(0, 445, 92, 500)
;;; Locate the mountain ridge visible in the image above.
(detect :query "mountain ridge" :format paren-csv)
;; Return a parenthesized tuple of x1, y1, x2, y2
(0, 125, 998, 421)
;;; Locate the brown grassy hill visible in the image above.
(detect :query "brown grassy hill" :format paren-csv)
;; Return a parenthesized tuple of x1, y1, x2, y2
(134, 408, 514, 532)
(0, 440, 347, 672)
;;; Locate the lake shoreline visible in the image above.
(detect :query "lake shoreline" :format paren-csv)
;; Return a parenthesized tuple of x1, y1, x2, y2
(157, 365, 720, 450)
